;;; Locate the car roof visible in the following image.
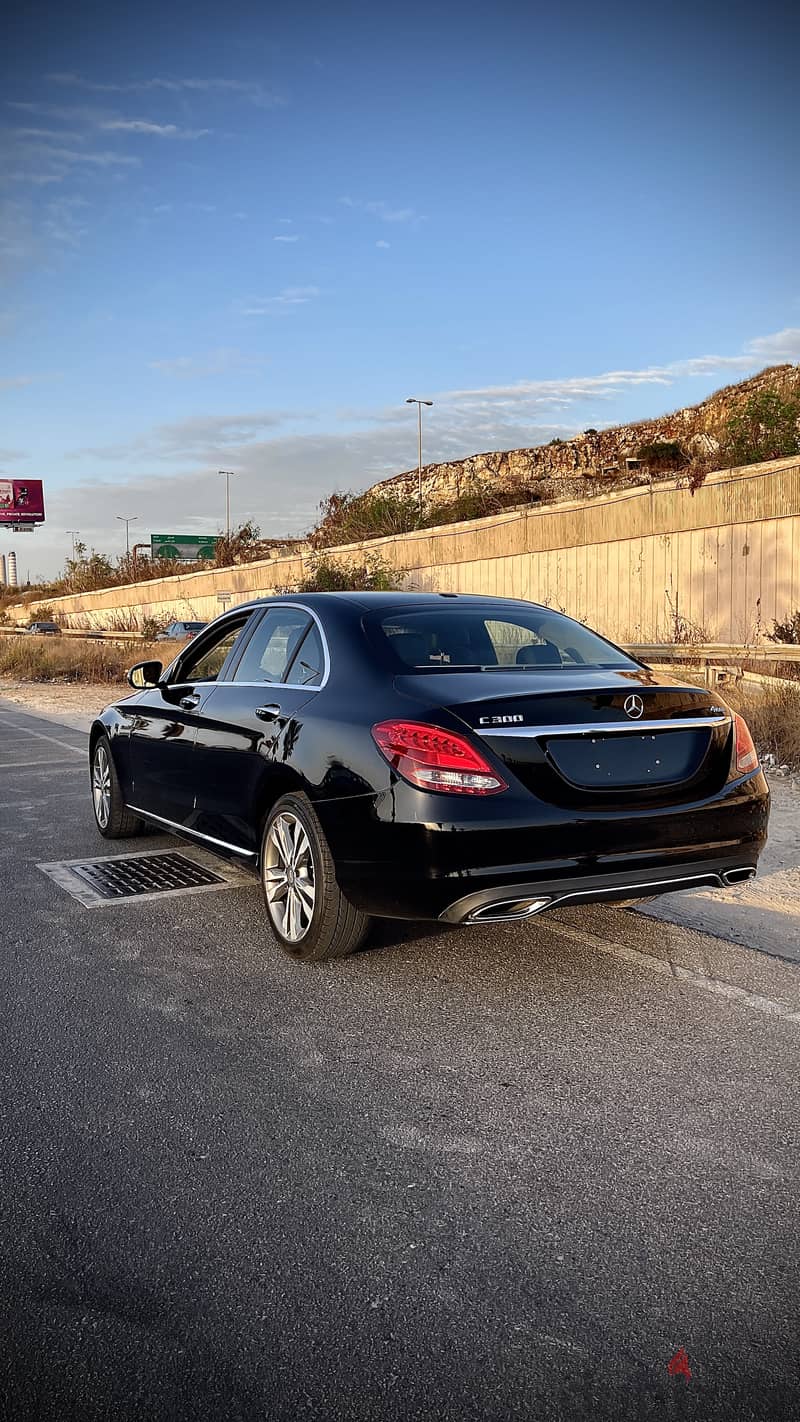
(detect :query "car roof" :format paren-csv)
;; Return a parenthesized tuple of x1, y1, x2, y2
(234, 591, 550, 616)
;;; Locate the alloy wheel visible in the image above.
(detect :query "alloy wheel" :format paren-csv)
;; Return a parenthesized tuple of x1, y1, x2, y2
(92, 745, 111, 829)
(264, 812, 316, 943)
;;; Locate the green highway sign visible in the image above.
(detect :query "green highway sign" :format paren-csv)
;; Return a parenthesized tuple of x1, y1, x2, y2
(151, 534, 219, 561)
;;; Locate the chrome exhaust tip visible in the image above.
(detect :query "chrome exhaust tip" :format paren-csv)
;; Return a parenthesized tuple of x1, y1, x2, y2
(721, 866, 757, 886)
(467, 896, 552, 924)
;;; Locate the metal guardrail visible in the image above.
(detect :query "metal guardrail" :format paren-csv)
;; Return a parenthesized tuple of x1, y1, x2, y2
(628, 643, 800, 687)
(0, 626, 145, 641)
(629, 643, 800, 665)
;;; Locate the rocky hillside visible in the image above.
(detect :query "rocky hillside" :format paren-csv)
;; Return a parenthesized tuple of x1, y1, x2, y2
(368, 364, 800, 508)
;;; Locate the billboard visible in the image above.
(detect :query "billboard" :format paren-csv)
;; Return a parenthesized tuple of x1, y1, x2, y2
(0, 479, 45, 525)
(151, 533, 219, 562)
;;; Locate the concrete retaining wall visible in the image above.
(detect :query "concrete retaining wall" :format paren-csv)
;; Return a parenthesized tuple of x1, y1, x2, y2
(14, 456, 800, 644)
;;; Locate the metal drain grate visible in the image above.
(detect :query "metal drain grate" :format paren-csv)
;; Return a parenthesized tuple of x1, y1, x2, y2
(39, 848, 249, 908)
(70, 851, 223, 900)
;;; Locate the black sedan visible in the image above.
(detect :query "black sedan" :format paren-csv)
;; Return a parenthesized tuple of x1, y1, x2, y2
(90, 593, 769, 962)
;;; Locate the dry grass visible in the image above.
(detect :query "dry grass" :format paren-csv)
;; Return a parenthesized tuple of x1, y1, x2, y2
(0, 636, 181, 684)
(720, 680, 800, 768)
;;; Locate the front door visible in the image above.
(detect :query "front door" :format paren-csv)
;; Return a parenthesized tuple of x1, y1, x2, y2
(128, 613, 254, 827)
(190, 605, 327, 855)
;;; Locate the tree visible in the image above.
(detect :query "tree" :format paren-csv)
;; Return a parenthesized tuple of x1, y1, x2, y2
(721, 390, 800, 467)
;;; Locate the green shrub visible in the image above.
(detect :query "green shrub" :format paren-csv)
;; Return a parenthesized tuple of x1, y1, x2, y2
(721, 390, 800, 467)
(636, 440, 688, 470)
(768, 609, 800, 645)
(285, 554, 400, 593)
(309, 490, 421, 549)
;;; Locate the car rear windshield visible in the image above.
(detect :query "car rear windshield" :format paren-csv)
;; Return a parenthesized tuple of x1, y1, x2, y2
(366, 605, 637, 672)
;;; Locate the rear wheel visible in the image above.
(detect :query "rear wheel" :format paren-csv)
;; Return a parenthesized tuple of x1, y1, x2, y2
(261, 793, 370, 962)
(91, 736, 144, 839)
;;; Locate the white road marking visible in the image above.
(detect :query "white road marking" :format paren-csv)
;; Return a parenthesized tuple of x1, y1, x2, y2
(0, 715, 85, 756)
(548, 919, 800, 1027)
(0, 758, 85, 771)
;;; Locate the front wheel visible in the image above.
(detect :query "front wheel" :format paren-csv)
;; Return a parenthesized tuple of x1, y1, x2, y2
(91, 736, 144, 839)
(261, 793, 370, 962)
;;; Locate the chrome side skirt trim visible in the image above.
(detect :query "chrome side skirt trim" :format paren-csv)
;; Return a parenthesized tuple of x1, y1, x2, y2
(127, 805, 256, 858)
(479, 715, 730, 738)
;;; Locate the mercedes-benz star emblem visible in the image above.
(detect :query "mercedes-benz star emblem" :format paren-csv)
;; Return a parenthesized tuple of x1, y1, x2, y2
(624, 693, 644, 719)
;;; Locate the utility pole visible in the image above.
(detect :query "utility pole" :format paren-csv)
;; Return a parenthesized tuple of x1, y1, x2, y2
(116, 515, 138, 557)
(219, 470, 235, 540)
(405, 399, 433, 518)
(67, 530, 80, 559)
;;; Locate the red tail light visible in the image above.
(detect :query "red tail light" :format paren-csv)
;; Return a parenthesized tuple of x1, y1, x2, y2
(371, 720, 508, 795)
(733, 713, 758, 774)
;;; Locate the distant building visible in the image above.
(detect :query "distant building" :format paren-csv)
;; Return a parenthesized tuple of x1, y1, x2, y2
(7, 550, 18, 587)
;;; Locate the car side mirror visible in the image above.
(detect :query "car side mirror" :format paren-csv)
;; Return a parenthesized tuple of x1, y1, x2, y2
(127, 659, 163, 690)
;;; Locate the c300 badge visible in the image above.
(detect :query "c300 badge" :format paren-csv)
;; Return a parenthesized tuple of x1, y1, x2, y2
(478, 714, 525, 726)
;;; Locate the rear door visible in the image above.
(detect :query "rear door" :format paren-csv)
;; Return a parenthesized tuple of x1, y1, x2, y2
(189, 605, 328, 855)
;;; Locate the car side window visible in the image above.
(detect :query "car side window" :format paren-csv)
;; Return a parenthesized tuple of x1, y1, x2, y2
(286, 622, 325, 687)
(233, 607, 312, 684)
(178, 617, 250, 683)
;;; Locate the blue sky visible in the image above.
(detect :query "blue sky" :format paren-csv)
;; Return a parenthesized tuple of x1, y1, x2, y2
(1, 0, 799, 578)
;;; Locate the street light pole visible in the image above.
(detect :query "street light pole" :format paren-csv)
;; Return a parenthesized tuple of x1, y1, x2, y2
(66, 530, 80, 559)
(219, 470, 235, 540)
(116, 515, 138, 557)
(405, 399, 433, 518)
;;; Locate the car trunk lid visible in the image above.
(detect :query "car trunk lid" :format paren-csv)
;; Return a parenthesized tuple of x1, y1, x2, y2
(394, 667, 733, 804)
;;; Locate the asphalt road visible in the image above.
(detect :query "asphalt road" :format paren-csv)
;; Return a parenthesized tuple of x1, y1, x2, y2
(1, 699, 799, 1422)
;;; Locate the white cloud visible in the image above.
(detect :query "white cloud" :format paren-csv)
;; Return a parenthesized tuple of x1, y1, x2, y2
(746, 328, 800, 362)
(376, 239, 390, 249)
(148, 348, 267, 379)
(99, 118, 210, 139)
(69, 409, 300, 462)
(340, 196, 425, 225)
(0, 374, 36, 390)
(273, 233, 300, 243)
(235, 286, 320, 316)
(24, 143, 140, 168)
(45, 73, 285, 108)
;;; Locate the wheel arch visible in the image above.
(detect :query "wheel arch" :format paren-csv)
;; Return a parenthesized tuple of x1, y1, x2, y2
(254, 768, 309, 847)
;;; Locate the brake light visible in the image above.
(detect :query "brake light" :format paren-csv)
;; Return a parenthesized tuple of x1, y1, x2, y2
(371, 719, 508, 795)
(733, 713, 758, 774)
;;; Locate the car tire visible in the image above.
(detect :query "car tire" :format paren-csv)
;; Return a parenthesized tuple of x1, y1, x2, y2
(261, 793, 370, 962)
(91, 735, 144, 839)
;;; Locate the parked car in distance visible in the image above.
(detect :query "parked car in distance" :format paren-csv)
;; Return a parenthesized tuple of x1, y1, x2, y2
(90, 593, 769, 965)
(25, 621, 61, 636)
(156, 620, 207, 642)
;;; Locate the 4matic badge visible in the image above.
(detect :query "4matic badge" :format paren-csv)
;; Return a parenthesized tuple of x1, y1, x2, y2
(478, 714, 525, 726)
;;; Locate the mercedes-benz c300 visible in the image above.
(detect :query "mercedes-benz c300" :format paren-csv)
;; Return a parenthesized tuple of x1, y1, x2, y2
(90, 593, 769, 962)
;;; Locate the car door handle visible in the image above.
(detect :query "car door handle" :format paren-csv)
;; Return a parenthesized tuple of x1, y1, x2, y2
(256, 703, 281, 721)
(179, 693, 201, 710)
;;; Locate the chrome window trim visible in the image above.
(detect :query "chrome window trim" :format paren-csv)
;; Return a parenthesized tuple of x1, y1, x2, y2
(478, 715, 731, 738)
(127, 805, 256, 858)
(163, 609, 255, 685)
(229, 602, 331, 690)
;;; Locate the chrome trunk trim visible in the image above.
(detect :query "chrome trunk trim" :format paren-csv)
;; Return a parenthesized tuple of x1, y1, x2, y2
(478, 715, 730, 738)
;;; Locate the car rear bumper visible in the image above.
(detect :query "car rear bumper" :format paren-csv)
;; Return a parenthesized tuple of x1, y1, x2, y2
(437, 857, 759, 924)
(315, 770, 769, 923)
